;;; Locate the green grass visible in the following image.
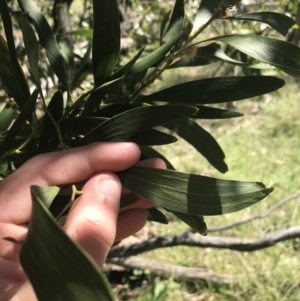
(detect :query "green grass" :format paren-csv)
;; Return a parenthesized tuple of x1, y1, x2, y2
(119, 79, 300, 301)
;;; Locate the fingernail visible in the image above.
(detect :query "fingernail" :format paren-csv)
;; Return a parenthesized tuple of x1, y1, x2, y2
(97, 174, 121, 205)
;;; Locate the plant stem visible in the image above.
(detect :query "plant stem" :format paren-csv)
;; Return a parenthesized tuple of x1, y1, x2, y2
(56, 184, 84, 220)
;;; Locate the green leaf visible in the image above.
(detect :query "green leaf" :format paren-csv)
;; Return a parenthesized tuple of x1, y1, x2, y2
(140, 146, 175, 170)
(39, 91, 64, 150)
(207, 35, 300, 78)
(0, 90, 38, 157)
(20, 13, 40, 89)
(191, 0, 222, 35)
(0, 1, 30, 108)
(71, 43, 92, 89)
(82, 76, 126, 116)
(192, 105, 243, 119)
(18, 0, 69, 92)
(67, 77, 123, 116)
(0, 35, 26, 106)
(120, 193, 140, 208)
(146, 207, 169, 224)
(103, 95, 131, 105)
(60, 117, 108, 135)
(164, 119, 227, 173)
(0, 101, 17, 133)
(0, 2, 30, 107)
(118, 167, 274, 216)
(169, 43, 246, 68)
(197, 43, 246, 65)
(92, 0, 120, 85)
(0, 160, 9, 180)
(131, 31, 186, 73)
(110, 47, 145, 81)
(65, 28, 93, 39)
(132, 129, 177, 146)
(20, 186, 114, 301)
(76, 104, 198, 146)
(163, 0, 185, 42)
(94, 103, 136, 118)
(33, 186, 60, 208)
(171, 211, 207, 235)
(142, 76, 285, 104)
(81, 90, 108, 116)
(231, 12, 296, 37)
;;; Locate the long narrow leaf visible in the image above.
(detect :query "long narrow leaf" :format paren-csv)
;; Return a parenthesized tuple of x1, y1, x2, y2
(0, 2, 30, 107)
(171, 211, 207, 235)
(76, 105, 198, 146)
(231, 12, 295, 37)
(140, 146, 175, 170)
(163, 0, 185, 42)
(18, 0, 69, 91)
(67, 77, 123, 116)
(146, 207, 169, 224)
(20, 13, 40, 88)
(0, 35, 27, 106)
(118, 167, 274, 216)
(110, 47, 145, 81)
(142, 76, 284, 104)
(0, 90, 38, 156)
(132, 129, 177, 146)
(192, 105, 243, 119)
(164, 119, 228, 173)
(0, 101, 17, 133)
(60, 117, 108, 135)
(92, 0, 120, 85)
(39, 91, 64, 150)
(191, 0, 223, 35)
(94, 103, 136, 118)
(20, 186, 114, 301)
(169, 43, 246, 68)
(207, 35, 300, 77)
(71, 43, 92, 90)
(131, 31, 186, 73)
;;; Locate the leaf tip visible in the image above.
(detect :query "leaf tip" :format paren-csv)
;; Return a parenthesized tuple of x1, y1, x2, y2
(265, 186, 275, 195)
(255, 182, 274, 196)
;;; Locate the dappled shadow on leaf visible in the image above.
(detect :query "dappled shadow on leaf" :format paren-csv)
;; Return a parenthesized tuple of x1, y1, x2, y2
(187, 174, 222, 215)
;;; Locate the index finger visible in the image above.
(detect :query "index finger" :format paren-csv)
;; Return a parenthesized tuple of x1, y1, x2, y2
(0, 143, 141, 224)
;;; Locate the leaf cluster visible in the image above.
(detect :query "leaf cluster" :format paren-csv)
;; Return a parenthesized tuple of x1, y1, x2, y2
(0, 0, 299, 299)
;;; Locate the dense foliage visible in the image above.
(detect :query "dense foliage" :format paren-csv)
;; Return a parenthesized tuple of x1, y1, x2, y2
(0, 0, 299, 299)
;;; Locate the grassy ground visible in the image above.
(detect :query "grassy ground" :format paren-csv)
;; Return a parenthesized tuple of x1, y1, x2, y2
(117, 76, 300, 301)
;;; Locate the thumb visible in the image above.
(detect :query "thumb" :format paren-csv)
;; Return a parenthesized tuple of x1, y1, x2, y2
(64, 173, 121, 267)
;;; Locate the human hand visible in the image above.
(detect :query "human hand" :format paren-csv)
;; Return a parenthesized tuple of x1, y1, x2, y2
(0, 142, 165, 301)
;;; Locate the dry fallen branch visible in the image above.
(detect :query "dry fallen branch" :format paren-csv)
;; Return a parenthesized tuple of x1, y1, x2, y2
(209, 191, 300, 232)
(108, 226, 300, 258)
(106, 256, 238, 285)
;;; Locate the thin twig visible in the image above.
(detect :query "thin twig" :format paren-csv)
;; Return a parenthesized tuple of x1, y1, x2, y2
(56, 184, 84, 220)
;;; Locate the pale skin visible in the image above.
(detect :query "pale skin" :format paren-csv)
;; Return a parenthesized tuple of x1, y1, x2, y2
(0, 142, 165, 301)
